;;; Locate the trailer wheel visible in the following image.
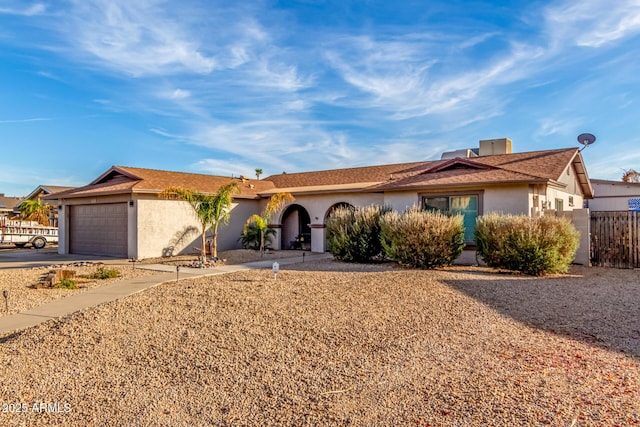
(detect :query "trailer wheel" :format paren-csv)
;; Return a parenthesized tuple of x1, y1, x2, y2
(32, 237, 46, 249)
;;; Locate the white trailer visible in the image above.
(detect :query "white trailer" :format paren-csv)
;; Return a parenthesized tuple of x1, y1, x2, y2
(0, 217, 58, 249)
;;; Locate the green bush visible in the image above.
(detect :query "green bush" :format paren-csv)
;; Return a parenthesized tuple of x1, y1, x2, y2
(380, 208, 465, 268)
(326, 205, 391, 262)
(475, 213, 579, 276)
(57, 278, 78, 289)
(90, 266, 120, 280)
(240, 222, 276, 250)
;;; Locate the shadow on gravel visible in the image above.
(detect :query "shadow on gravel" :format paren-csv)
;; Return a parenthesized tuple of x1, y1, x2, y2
(443, 266, 640, 360)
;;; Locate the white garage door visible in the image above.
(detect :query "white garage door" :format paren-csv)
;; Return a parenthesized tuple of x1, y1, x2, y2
(69, 203, 128, 257)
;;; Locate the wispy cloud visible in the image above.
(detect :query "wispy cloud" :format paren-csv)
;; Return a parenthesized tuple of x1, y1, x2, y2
(0, 117, 51, 124)
(61, 0, 218, 76)
(192, 158, 261, 178)
(0, 2, 46, 16)
(544, 0, 640, 49)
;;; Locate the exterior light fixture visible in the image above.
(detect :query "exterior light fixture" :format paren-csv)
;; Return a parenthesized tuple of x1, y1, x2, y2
(272, 262, 279, 281)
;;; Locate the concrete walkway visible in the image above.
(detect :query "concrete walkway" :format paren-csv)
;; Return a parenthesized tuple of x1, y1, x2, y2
(0, 252, 332, 336)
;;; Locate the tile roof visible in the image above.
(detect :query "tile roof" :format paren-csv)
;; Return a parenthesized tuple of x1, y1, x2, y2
(47, 166, 276, 200)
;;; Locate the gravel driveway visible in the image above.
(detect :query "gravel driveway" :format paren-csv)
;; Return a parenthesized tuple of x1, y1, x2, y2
(0, 260, 638, 425)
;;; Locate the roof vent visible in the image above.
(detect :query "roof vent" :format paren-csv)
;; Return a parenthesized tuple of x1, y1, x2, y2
(479, 138, 512, 156)
(440, 148, 479, 160)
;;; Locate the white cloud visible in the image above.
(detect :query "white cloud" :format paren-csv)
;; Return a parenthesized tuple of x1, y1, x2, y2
(191, 158, 260, 178)
(60, 0, 218, 76)
(544, 0, 640, 49)
(0, 2, 46, 16)
(170, 88, 191, 99)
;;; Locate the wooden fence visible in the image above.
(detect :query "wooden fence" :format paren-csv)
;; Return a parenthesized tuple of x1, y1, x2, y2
(590, 211, 640, 268)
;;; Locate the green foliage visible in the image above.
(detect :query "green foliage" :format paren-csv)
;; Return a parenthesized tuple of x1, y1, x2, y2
(475, 213, 580, 276)
(90, 266, 120, 280)
(57, 278, 77, 289)
(159, 182, 240, 259)
(19, 198, 51, 226)
(380, 208, 465, 268)
(244, 192, 295, 255)
(240, 222, 276, 250)
(325, 205, 391, 262)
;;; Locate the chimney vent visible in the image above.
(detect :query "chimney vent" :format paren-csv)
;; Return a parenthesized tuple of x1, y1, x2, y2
(479, 138, 512, 156)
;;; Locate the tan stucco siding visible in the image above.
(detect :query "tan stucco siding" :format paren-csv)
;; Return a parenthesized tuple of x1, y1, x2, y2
(483, 185, 530, 215)
(135, 198, 262, 259)
(136, 198, 201, 259)
(383, 191, 421, 212)
(545, 185, 584, 212)
(278, 193, 385, 224)
(216, 200, 262, 251)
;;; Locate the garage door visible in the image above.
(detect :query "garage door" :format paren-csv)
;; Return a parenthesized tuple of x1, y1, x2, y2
(69, 203, 128, 257)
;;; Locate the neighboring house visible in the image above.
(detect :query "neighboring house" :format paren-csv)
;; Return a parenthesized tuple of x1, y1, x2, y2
(21, 185, 75, 226)
(585, 179, 640, 211)
(0, 193, 23, 218)
(47, 139, 594, 262)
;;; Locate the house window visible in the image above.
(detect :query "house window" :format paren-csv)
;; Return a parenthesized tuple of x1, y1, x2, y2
(422, 194, 479, 242)
(568, 196, 574, 207)
(555, 198, 564, 213)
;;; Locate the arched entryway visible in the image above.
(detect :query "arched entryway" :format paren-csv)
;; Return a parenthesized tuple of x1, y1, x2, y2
(281, 204, 311, 250)
(324, 202, 355, 222)
(323, 202, 355, 251)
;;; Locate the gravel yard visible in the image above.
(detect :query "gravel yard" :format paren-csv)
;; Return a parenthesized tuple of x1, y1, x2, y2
(0, 260, 638, 425)
(0, 263, 159, 317)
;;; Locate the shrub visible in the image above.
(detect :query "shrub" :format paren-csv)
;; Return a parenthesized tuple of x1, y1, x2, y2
(57, 278, 78, 289)
(326, 205, 392, 262)
(380, 207, 465, 268)
(90, 266, 120, 280)
(475, 213, 579, 276)
(240, 222, 276, 250)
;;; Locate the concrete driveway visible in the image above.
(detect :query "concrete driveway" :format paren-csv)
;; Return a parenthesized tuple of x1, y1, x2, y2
(0, 246, 128, 269)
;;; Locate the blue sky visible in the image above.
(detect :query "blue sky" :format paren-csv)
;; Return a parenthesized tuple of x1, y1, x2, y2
(1, 0, 639, 196)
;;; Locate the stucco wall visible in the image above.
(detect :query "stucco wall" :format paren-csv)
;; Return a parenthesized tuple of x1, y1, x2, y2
(135, 197, 262, 259)
(136, 198, 200, 259)
(278, 193, 385, 224)
(484, 185, 529, 215)
(383, 191, 421, 212)
(273, 193, 385, 252)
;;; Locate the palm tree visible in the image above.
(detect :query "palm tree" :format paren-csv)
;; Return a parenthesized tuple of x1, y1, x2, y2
(209, 182, 240, 258)
(255, 168, 263, 180)
(19, 198, 51, 226)
(622, 169, 640, 183)
(159, 182, 240, 260)
(244, 192, 295, 255)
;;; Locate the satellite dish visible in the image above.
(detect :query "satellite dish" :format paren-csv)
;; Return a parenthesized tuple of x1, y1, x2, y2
(577, 133, 596, 150)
